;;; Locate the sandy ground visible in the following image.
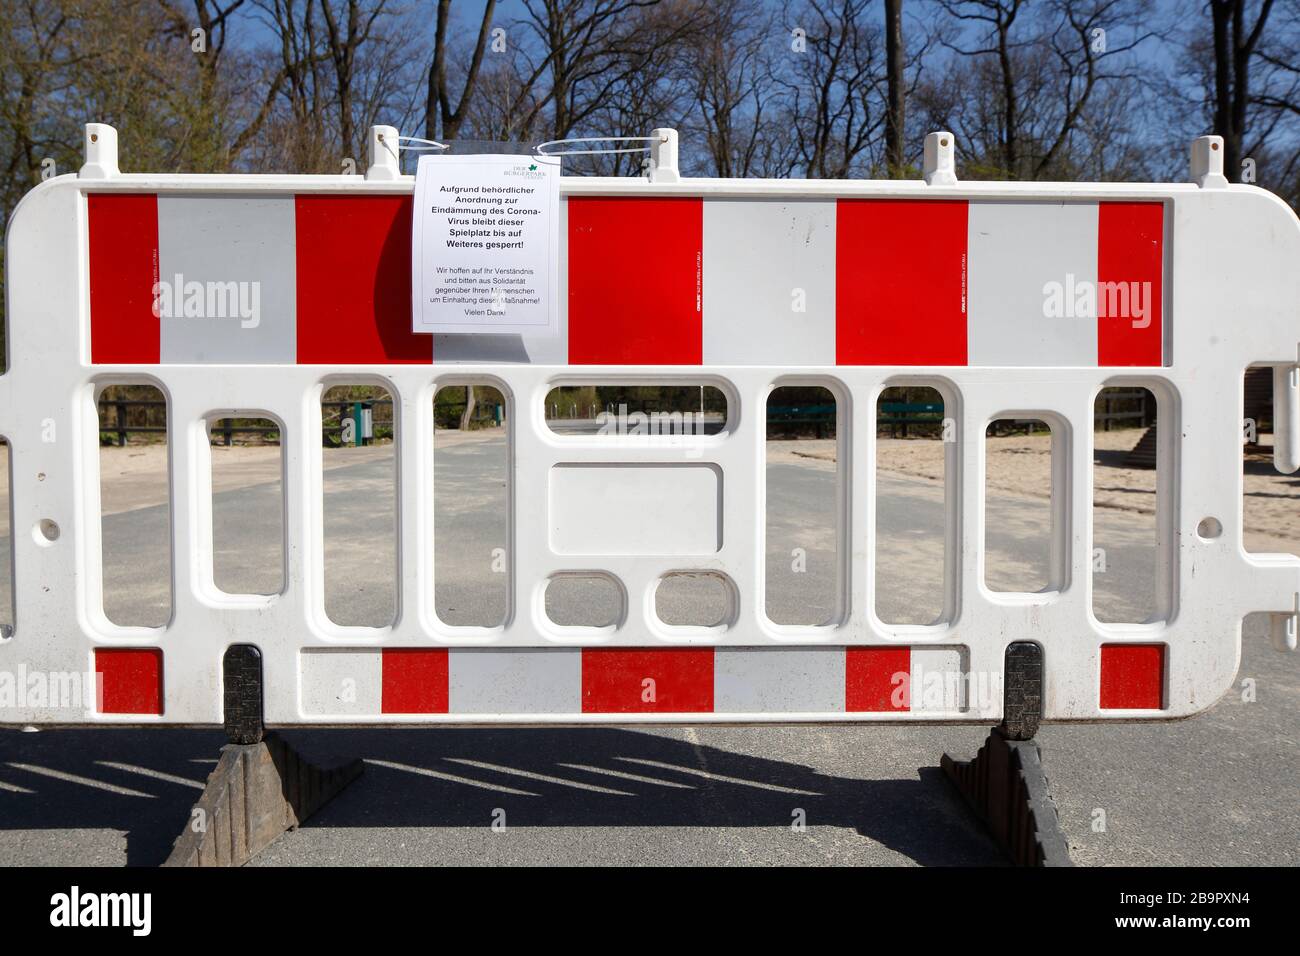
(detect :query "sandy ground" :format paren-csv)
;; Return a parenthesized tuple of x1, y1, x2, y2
(770, 430, 1300, 557)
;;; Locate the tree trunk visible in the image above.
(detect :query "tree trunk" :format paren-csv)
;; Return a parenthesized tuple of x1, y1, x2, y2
(998, 16, 1018, 177)
(425, 0, 452, 139)
(884, 0, 905, 176)
(459, 386, 476, 430)
(426, 0, 497, 141)
(1212, 0, 1240, 178)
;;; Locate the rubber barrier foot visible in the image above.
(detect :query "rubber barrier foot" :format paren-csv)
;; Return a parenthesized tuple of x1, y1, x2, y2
(940, 640, 1071, 866)
(163, 733, 362, 867)
(941, 728, 1071, 868)
(941, 729, 1072, 867)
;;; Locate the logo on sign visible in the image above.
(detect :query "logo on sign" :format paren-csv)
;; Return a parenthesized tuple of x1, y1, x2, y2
(502, 163, 546, 179)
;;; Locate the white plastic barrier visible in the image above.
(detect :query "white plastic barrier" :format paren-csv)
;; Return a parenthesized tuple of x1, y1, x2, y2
(0, 125, 1296, 726)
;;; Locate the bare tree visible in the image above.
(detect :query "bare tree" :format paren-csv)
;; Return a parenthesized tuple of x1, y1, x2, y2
(0, 0, 76, 207)
(1208, 0, 1280, 180)
(250, 0, 421, 172)
(783, 0, 886, 178)
(681, 0, 800, 177)
(425, 0, 497, 141)
(257, 0, 330, 168)
(463, 0, 711, 147)
(317, 0, 389, 160)
(1036, 0, 1158, 175)
(936, 0, 1026, 175)
(931, 0, 1159, 180)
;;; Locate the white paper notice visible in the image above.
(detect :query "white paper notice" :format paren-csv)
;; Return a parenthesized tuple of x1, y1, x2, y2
(411, 153, 561, 335)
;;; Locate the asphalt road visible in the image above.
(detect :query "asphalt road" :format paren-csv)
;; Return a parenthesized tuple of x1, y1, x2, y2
(0, 436, 1295, 866)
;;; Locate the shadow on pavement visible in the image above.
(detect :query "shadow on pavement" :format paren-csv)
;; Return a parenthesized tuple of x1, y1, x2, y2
(0, 726, 1004, 867)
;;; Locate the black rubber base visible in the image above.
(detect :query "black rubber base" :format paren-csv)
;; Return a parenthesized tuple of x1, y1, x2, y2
(941, 728, 1073, 867)
(164, 733, 362, 867)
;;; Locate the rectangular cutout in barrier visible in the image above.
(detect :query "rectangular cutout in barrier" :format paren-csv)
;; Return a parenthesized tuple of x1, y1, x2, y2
(210, 416, 284, 595)
(433, 384, 509, 627)
(543, 383, 726, 436)
(1092, 386, 1159, 623)
(655, 572, 733, 627)
(765, 385, 841, 626)
(545, 574, 623, 628)
(984, 418, 1056, 594)
(1242, 365, 1291, 556)
(97, 385, 171, 627)
(550, 463, 721, 556)
(321, 384, 396, 627)
(875, 385, 947, 625)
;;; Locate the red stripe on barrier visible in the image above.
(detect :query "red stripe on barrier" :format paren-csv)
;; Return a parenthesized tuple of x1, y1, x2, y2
(88, 194, 160, 364)
(568, 197, 702, 364)
(581, 648, 713, 713)
(381, 648, 449, 714)
(836, 200, 968, 365)
(295, 195, 432, 363)
(1097, 202, 1164, 366)
(94, 648, 163, 715)
(1099, 644, 1165, 709)
(845, 647, 911, 712)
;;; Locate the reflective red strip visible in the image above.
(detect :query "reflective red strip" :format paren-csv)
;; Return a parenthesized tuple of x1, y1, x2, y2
(295, 195, 432, 364)
(87, 194, 160, 363)
(581, 648, 713, 713)
(381, 648, 449, 714)
(1099, 644, 1165, 709)
(1097, 202, 1164, 366)
(567, 197, 702, 364)
(836, 200, 968, 365)
(845, 647, 911, 712)
(94, 648, 163, 715)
